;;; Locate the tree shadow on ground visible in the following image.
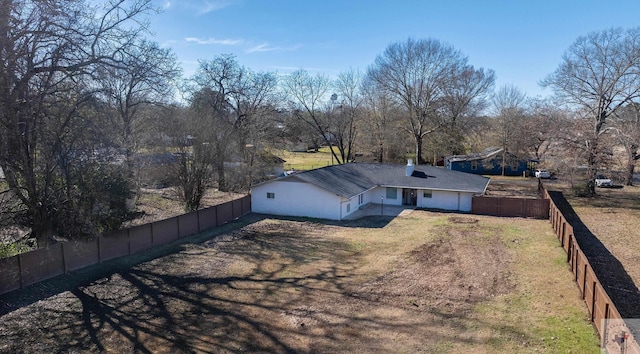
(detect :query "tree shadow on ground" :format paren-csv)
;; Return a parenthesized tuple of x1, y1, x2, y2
(0, 212, 400, 316)
(0, 215, 534, 353)
(0, 214, 268, 315)
(547, 190, 640, 318)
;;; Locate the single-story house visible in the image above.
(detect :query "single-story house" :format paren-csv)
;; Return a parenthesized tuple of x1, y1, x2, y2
(445, 147, 529, 176)
(251, 160, 490, 220)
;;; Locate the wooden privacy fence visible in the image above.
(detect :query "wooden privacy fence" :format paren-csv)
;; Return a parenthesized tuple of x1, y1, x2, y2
(472, 196, 550, 219)
(0, 195, 251, 296)
(542, 187, 640, 353)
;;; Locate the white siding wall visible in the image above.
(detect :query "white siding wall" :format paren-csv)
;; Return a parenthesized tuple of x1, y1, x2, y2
(417, 190, 475, 212)
(458, 193, 473, 212)
(418, 190, 455, 210)
(342, 198, 355, 218)
(369, 187, 402, 206)
(252, 179, 342, 220)
(252, 180, 478, 219)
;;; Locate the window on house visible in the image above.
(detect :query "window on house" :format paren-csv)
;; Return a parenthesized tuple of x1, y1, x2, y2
(471, 161, 478, 170)
(386, 187, 397, 199)
(346, 203, 351, 213)
(423, 190, 432, 198)
(267, 192, 275, 199)
(358, 194, 364, 204)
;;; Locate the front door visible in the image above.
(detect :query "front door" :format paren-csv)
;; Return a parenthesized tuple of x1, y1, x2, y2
(402, 188, 417, 206)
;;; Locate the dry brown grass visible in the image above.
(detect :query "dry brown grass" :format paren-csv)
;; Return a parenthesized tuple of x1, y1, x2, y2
(123, 188, 245, 227)
(0, 211, 599, 353)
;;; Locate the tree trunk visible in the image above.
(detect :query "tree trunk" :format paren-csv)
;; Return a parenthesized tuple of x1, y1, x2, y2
(216, 161, 227, 192)
(32, 210, 54, 248)
(625, 147, 637, 186)
(415, 135, 423, 164)
(587, 145, 597, 196)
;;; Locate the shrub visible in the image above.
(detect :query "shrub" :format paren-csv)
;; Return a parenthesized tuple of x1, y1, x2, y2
(572, 183, 592, 197)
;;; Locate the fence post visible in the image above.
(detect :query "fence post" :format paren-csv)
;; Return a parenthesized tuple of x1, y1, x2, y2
(574, 250, 579, 281)
(17, 253, 24, 289)
(62, 243, 68, 274)
(590, 281, 597, 321)
(582, 264, 587, 299)
(127, 227, 132, 255)
(197, 208, 201, 232)
(98, 234, 103, 263)
(232, 199, 236, 220)
(602, 303, 610, 348)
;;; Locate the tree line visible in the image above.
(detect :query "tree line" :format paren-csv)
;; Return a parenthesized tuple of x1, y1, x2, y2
(2, 1, 640, 248)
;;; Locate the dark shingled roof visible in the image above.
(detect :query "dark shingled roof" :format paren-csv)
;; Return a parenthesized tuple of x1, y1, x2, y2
(446, 146, 503, 162)
(281, 163, 490, 198)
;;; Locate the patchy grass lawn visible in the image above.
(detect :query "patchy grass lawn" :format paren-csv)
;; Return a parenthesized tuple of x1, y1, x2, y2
(0, 211, 599, 353)
(273, 147, 339, 171)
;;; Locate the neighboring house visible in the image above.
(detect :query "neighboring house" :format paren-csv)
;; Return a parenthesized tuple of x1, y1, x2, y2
(445, 147, 529, 176)
(251, 160, 490, 220)
(253, 151, 285, 177)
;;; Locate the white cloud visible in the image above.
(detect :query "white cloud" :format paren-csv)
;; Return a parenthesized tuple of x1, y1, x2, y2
(246, 43, 302, 54)
(196, 0, 233, 15)
(161, 1, 172, 10)
(184, 37, 243, 45)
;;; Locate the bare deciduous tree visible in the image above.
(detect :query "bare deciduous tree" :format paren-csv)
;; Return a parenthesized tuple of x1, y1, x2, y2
(360, 75, 403, 163)
(283, 69, 349, 163)
(612, 102, 640, 185)
(188, 55, 278, 192)
(492, 85, 528, 176)
(0, 0, 156, 246)
(541, 27, 640, 194)
(439, 65, 495, 155)
(331, 69, 363, 163)
(365, 38, 472, 164)
(99, 39, 181, 180)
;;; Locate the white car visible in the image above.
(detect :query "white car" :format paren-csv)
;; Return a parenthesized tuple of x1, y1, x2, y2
(595, 175, 613, 187)
(534, 169, 551, 179)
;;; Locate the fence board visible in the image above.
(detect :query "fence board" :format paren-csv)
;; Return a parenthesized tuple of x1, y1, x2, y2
(242, 195, 251, 215)
(178, 212, 199, 238)
(232, 198, 243, 219)
(100, 229, 130, 261)
(472, 197, 549, 218)
(593, 286, 608, 333)
(198, 206, 217, 230)
(19, 244, 64, 287)
(63, 238, 100, 272)
(471, 197, 498, 215)
(217, 200, 234, 225)
(0, 256, 21, 293)
(129, 223, 153, 254)
(152, 217, 179, 245)
(0, 195, 251, 296)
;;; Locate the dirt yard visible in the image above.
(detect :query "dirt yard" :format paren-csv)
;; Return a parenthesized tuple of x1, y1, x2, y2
(0, 211, 599, 353)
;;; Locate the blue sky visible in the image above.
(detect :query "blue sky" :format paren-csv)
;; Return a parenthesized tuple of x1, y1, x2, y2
(150, 0, 640, 98)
